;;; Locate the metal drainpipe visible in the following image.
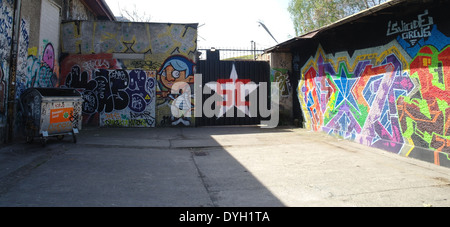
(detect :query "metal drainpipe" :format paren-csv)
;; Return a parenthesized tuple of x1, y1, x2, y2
(6, 0, 22, 143)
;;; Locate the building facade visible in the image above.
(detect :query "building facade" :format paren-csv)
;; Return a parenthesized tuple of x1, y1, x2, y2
(59, 21, 198, 128)
(268, 0, 450, 167)
(1, 0, 199, 143)
(1, 0, 129, 143)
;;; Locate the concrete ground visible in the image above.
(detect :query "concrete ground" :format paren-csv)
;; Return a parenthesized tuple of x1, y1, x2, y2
(0, 126, 450, 207)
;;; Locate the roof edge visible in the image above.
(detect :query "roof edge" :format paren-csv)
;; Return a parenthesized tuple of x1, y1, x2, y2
(265, 0, 406, 53)
(98, 0, 116, 21)
(309, 0, 405, 36)
(81, 0, 116, 21)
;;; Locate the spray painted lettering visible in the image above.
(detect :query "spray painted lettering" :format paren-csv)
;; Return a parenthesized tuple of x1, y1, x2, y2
(0, 0, 13, 59)
(64, 66, 156, 127)
(300, 23, 450, 166)
(387, 10, 434, 46)
(299, 42, 414, 153)
(271, 68, 290, 97)
(397, 45, 450, 165)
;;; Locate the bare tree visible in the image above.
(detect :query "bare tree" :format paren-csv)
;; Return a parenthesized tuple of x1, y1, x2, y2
(118, 3, 152, 22)
(288, 0, 387, 36)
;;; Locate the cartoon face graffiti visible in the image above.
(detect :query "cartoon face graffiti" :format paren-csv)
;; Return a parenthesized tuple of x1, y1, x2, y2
(42, 43, 55, 70)
(158, 56, 195, 96)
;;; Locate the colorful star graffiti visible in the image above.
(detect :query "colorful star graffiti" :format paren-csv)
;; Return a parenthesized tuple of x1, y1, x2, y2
(299, 39, 450, 165)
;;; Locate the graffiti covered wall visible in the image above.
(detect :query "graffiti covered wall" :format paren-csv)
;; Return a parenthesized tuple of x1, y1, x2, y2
(270, 52, 293, 126)
(271, 68, 292, 125)
(60, 21, 198, 127)
(1, 0, 32, 140)
(298, 9, 450, 167)
(14, 0, 61, 99)
(0, 0, 14, 134)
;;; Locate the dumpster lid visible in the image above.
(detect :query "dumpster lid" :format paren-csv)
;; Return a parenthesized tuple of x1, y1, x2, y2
(24, 88, 82, 97)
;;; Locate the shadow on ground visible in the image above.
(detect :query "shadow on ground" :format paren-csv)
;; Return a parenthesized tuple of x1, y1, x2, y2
(0, 126, 288, 207)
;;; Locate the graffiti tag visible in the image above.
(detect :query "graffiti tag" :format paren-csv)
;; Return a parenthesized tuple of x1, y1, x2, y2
(387, 10, 434, 46)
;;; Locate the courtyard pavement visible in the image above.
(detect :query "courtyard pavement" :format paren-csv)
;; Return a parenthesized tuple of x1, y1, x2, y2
(1, 126, 450, 207)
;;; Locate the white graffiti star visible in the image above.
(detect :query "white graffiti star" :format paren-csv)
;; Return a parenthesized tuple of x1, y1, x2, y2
(206, 64, 259, 118)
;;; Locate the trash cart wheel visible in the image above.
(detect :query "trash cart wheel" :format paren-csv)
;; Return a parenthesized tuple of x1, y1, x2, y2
(57, 135, 65, 141)
(41, 137, 47, 147)
(26, 136, 34, 144)
(26, 132, 34, 144)
(25, 123, 35, 144)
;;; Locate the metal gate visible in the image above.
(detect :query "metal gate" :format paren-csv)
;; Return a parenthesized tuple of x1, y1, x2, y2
(195, 49, 271, 126)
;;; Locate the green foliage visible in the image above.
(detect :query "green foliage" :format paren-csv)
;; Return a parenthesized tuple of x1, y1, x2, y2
(288, 0, 387, 36)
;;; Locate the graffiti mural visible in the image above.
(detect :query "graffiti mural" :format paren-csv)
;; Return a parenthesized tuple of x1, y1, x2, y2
(61, 54, 156, 127)
(271, 68, 291, 97)
(61, 54, 197, 127)
(299, 42, 415, 154)
(156, 55, 195, 126)
(0, 0, 13, 60)
(0, 0, 13, 114)
(299, 22, 450, 166)
(397, 45, 450, 165)
(270, 68, 293, 125)
(26, 45, 57, 88)
(61, 21, 197, 56)
(15, 18, 30, 98)
(397, 24, 450, 59)
(65, 67, 156, 127)
(386, 10, 434, 46)
(60, 21, 198, 128)
(15, 42, 59, 99)
(157, 55, 195, 97)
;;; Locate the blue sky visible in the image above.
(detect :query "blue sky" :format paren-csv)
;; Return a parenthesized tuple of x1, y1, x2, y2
(105, 0, 296, 50)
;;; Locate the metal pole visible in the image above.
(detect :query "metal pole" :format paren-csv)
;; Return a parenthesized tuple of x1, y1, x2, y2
(6, 0, 22, 143)
(251, 41, 255, 61)
(253, 42, 256, 60)
(258, 21, 278, 44)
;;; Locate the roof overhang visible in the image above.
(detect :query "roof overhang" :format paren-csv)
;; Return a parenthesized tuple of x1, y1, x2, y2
(81, 0, 116, 21)
(265, 0, 406, 53)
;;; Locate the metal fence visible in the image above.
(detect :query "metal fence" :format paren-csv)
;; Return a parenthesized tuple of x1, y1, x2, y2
(198, 47, 267, 61)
